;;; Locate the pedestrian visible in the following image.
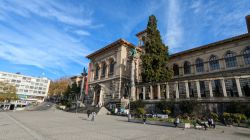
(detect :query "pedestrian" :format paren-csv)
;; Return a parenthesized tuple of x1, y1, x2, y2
(208, 118, 212, 127)
(143, 114, 147, 124)
(174, 117, 180, 127)
(211, 118, 215, 129)
(87, 110, 91, 118)
(222, 117, 227, 126)
(91, 112, 96, 121)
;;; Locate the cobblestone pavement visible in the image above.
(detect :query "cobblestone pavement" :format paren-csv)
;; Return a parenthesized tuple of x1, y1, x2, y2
(0, 109, 250, 140)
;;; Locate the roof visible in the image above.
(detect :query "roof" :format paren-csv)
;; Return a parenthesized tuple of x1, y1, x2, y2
(170, 33, 250, 58)
(86, 38, 137, 59)
(136, 29, 147, 37)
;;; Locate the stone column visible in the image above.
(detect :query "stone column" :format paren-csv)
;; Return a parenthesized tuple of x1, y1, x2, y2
(157, 84, 161, 100)
(79, 75, 85, 101)
(98, 65, 102, 80)
(220, 78, 227, 97)
(105, 62, 109, 78)
(92, 91, 96, 106)
(208, 80, 213, 97)
(130, 59, 136, 100)
(142, 86, 146, 100)
(235, 77, 243, 97)
(175, 82, 179, 99)
(184, 81, 190, 98)
(166, 83, 169, 99)
(98, 87, 104, 107)
(150, 85, 153, 100)
(196, 80, 201, 98)
(135, 87, 139, 100)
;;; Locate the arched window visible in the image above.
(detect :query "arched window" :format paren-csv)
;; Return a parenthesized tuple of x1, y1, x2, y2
(209, 55, 220, 70)
(195, 58, 204, 72)
(95, 64, 100, 79)
(173, 64, 179, 76)
(243, 47, 250, 65)
(225, 51, 237, 68)
(184, 61, 191, 74)
(101, 62, 107, 78)
(109, 59, 115, 75)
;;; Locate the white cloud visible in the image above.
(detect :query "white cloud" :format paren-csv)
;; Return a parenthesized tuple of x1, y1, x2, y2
(165, 0, 183, 52)
(0, 0, 93, 27)
(0, 1, 94, 75)
(74, 30, 90, 36)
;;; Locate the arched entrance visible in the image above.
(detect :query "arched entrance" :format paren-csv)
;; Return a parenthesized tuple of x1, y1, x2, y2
(92, 84, 106, 107)
(95, 89, 100, 105)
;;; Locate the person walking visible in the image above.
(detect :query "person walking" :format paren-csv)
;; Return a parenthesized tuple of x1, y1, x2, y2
(208, 118, 212, 128)
(174, 117, 180, 127)
(143, 114, 147, 124)
(91, 112, 96, 121)
(87, 110, 91, 118)
(211, 118, 215, 129)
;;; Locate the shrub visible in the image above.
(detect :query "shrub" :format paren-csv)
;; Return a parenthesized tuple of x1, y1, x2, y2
(222, 112, 231, 120)
(178, 100, 199, 115)
(180, 119, 191, 123)
(131, 100, 145, 109)
(156, 101, 174, 114)
(163, 109, 171, 115)
(180, 113, 189, 120)
(134, 107, 146, 117)
(231, 113, 247, 124)
(210, 112, 219, 121)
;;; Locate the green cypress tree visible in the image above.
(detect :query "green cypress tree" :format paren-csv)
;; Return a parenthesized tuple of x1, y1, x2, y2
(141, 15, 173, 83)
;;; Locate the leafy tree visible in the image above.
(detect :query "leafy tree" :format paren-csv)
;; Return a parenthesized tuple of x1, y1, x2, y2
(0, 82, 18, 102)
(48, 78, 70, 96)
(141, 15, 173, 83)
(70, 82, 81, 100)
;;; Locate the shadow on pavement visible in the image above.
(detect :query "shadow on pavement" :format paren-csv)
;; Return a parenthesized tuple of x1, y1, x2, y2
(234, 132, 250, 138)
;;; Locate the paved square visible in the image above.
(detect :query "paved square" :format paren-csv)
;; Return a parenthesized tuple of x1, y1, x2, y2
(0, 109, 250, 140)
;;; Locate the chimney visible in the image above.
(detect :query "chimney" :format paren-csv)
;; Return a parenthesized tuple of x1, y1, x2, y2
(246, 15, 250, 33)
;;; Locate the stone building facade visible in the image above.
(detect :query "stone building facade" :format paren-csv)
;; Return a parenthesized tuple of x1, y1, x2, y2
(86, 15, 250, 108)
(86, 39, 141, 107)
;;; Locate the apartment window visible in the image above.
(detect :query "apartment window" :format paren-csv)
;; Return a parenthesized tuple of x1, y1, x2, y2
(225, 51, 237, 68)
(173, 64, 179, 76)
(184, 61, 191, 74)
(195, 58, 204, 72)
(243, 47, 250, 65)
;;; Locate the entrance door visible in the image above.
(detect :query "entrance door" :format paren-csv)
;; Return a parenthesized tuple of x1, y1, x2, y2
(95, 89, 100, 105)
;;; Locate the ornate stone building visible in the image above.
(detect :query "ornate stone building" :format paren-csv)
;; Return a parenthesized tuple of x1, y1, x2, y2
(86, 15, 250, 109)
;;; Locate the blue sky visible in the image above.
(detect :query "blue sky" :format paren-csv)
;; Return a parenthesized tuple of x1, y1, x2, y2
(0, 0, 250, 80)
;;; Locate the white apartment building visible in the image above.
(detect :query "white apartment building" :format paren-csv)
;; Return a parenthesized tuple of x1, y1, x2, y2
(0, 71, 50, 104)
